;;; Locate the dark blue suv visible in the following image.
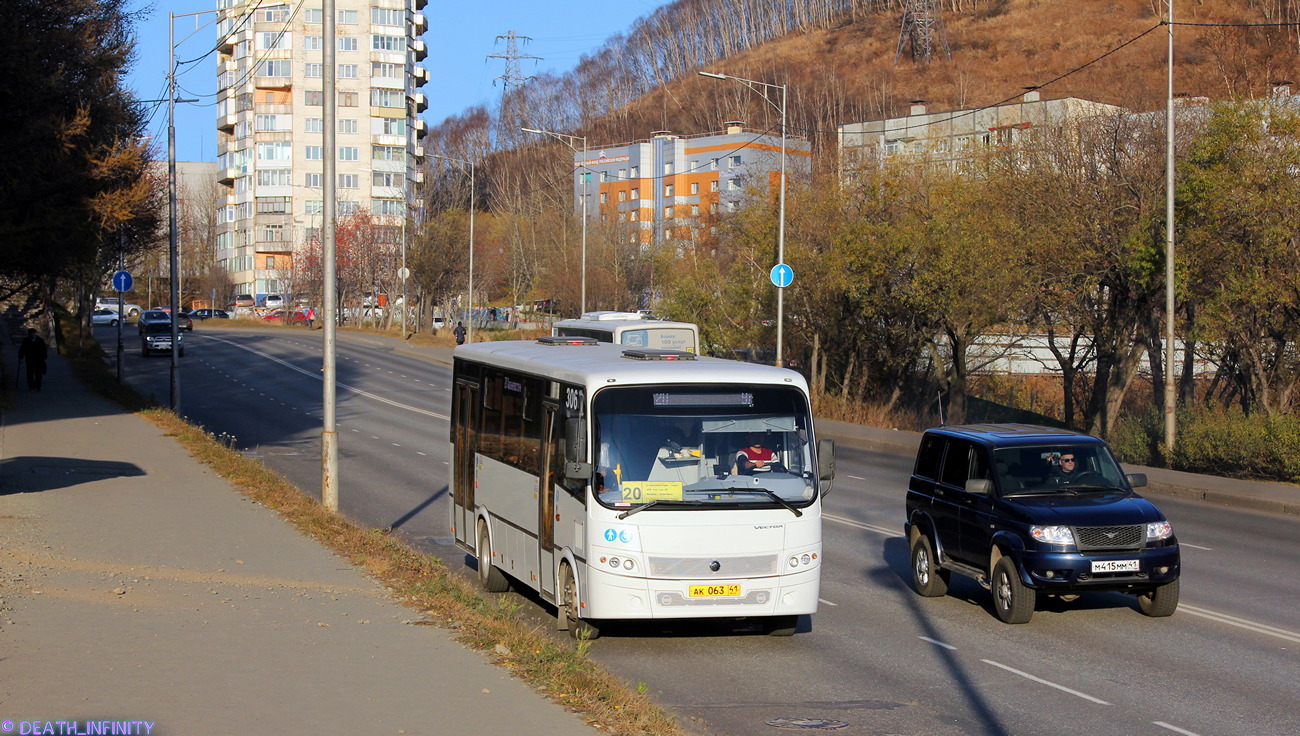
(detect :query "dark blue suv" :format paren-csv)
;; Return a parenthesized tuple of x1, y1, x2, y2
(904, 424, 1180, 623)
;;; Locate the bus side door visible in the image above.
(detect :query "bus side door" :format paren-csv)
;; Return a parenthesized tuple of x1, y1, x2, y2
(452, 381, 479, 548)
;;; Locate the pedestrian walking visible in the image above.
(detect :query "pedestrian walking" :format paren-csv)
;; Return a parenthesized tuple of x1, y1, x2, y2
(17, 328, 48, 391)
(453, 321, 467, 346)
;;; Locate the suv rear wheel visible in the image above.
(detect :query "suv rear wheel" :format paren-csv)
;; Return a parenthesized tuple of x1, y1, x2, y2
(992, 556, 1035, 624)
(910, 534, 949, 597)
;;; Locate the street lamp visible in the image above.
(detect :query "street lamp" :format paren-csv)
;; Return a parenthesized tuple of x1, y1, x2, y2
(699, 71, 788, 367)
(522, 127, 588, 315)
(432, 154, 476, 343)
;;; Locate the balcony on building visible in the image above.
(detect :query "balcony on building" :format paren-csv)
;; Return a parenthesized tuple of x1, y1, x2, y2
(412, 0, 428, 10)
(411, 144, 425, 160)
(411, 13, 427, 32)
(410, 170, 424, 184)
(410, 39, 427, 62)
(411, 92, 428, 113)
(412, 66, 429, 86)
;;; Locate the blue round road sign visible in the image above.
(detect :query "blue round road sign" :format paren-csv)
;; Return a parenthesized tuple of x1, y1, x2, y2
(770, 263, 793, 289)
(112, 270, 134, 292)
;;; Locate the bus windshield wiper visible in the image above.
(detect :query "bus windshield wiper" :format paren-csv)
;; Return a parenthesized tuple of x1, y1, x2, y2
(734, 489, 803, 517)
(617, 499, 705, 519)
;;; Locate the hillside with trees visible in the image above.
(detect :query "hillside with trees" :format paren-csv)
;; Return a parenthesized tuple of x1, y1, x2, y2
(412, 0, 1300, 471)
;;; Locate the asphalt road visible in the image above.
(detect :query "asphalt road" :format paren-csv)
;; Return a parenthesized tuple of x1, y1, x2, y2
(106, 325, 1300, 736)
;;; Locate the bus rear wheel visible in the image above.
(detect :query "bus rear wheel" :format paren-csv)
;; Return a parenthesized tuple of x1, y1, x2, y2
(475, 521, 509, 592)
(558, 563, 599, 640)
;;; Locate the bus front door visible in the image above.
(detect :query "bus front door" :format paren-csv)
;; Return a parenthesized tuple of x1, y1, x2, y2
(452, 382, 478, 548)
(538, 406, 559, 599)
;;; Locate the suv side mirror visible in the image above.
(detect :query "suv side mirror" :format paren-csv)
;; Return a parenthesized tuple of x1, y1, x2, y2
(564, 417, 592, 480)
(965, 478, 993, 495)
(1125, 472, 1148, 488)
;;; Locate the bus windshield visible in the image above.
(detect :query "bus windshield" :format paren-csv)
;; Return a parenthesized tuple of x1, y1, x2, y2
(592, 385, 817, 510)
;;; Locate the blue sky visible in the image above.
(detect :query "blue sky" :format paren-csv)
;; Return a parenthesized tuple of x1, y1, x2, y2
(125, 0, 665, 162)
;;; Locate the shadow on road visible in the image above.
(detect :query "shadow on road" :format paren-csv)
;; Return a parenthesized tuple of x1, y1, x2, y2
(0, 456, 145, 495)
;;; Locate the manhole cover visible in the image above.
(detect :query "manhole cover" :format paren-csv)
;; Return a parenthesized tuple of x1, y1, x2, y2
(766, 717, 849, 730)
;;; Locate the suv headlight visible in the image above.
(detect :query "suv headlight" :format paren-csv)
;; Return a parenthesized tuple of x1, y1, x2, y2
(1030, 525, 1075, 546)
(1147, 521, 1173, 541)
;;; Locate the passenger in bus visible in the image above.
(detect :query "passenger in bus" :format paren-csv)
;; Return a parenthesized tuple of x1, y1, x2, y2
(737, 433, 782, 474)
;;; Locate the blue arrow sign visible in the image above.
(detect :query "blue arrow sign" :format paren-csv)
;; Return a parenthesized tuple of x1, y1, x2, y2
(770, 263, 793, 289)
(112, 270, 134, 292)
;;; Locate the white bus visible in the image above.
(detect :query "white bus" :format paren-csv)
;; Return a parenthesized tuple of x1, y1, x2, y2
(450, 337, 835, 638)
(552, 311, 699, 353)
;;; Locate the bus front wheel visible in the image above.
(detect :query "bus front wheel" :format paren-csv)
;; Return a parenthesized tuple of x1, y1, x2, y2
(476, 521, 509, 592)
(558, 563, 600, 640)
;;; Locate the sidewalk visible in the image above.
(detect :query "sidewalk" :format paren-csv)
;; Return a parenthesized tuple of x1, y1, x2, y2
(0, 341, 597, 734)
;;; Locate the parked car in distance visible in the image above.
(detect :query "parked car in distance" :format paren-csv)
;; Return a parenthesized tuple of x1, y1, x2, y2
(262, 294, 285, 309)
(232, 294, 255, 309)
(905, 423, 1180, 624)
(91, 308, 123, 326)
(176, 311, 194, 331)
(94, 298, 142, 319)
(140, 321, 184, 357)
(137, 309, 171, 334)
(262, 308, 309, 325)
(190, 308, 229, 321)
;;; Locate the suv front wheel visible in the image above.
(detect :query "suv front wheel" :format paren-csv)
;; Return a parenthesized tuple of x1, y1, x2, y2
(992, 556, 1035, 624)
(1137, 578, 1179, 617)
(910, 534, 949, 597)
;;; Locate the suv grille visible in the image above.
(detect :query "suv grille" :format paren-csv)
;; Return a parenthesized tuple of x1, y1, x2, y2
(1075, 524, 1143, 552)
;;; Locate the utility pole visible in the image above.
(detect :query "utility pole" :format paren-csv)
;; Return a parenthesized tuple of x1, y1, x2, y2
(322, 0, 340, 511)
(487, 31, 542, 94)
(895, 0, 951, 65)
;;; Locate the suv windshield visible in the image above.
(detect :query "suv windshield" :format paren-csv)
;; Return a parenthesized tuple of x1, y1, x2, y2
(993, 444, 1129, 494)
(592, 385, 817, 511)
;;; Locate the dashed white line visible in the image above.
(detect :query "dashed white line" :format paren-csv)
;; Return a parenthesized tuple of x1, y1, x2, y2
(847, 474, 866, 480)
(1179, 604, 1300, 644)
(1180, 542, 1213, 551)
(1154, 722, 1202, 736)
(824, 513, 896, 537)
(817, 598, 838, 606)
(919, 636, 956, 650)
(392, 443, 401, 447)
(981, 660, 1110, 705)
(416, 452, 427, 456)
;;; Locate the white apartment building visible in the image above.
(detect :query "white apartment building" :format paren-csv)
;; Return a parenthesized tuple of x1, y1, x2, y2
(213, 0, 428, 301)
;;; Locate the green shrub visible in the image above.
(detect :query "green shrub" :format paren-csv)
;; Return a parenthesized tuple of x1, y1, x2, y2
(1112, 408, 1300, 482)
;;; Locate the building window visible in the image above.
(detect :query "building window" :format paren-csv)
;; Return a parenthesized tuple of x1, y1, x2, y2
(618, 213, 627, 223)
(338, 119, 357, 134)
(728, 177, 741, 191)
(371, 62, 403, 78)
(381, 118, 406, 135)
(618, 190, 626, 202)
(691, 205, 699, 216)
(338, 64, 358, 79)
(305, 200, 323, 215)
(599, 192, 607, 204)
(303, 36, 322, 50)
(730, 155, 742, 166)
(372, 145, 405, 162)
(664, 184, 673, 197)
(664, 206, 673, 218)
(339, 147, 359, 161)
(630, 166, 639, 178)
(256, 196, 290, 214)
(338, 174, 358, 188)
(262, 224, 284, 242)
(630, 210, 639, 221)
(372, 172, 404, 187)
(664, 162, 674, 175)
(372, 34, 405, 52)
(259, 32, 289, 51)
(372, 7, 405, 26)
(305, 118, 323, 133)
(305, 90, 324, 106)
(337, 37, 357, 51)
(631, 188, 639, 199)
(257, 59, 290, 78)
(257, 142, 291, 160)
(255, 169, 291, 186)
(338, 9, 357, 23)
(710, 202, 718, 214)
(690, 182, 699, 195)
(338, 201, 359, 214)
(710, 180, 719, 192)
(265, 256, 276, 269)
(374, 198, 404, 216)
(338, 92, 358, 107)
(304, 63, 322, 78)
(370, 89, 403, 107)
(617, 168, 626, 179)
(305, 173, 322, 188)
(255, 114, 288, 132)
(304, 8, 322, 23)
(305, 146, 323, 160)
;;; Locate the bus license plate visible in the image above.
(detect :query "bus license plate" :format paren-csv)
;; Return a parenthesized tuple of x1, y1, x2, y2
(1090, 559, 1140, 573)
(689, 584, 742, 598)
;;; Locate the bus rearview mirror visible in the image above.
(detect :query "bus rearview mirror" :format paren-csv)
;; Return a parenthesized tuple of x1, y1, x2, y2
(818, 438, 836, 483)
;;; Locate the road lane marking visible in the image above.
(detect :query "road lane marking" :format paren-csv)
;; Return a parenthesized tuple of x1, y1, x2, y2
(818, 598, 838, 606)
(1179, 604, 1300, 644)
(1154, 722, 1202, 736)
(824, 513, 897, 537)
(847, 475, 866, 480)
(1180, 543, 1213, 551)
(202, 334, 448, 420)
(981, 660, 1110, 705)
(919, 636, 956, 650)
(416, 452, 427, 456)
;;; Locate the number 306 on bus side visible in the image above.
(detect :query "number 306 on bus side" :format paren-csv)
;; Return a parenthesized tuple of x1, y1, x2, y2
(449, 337, 835, 638)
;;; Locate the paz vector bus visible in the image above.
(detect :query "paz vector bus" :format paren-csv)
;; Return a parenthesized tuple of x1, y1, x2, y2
(449, 337, 835, 638)
(552, 311, 699, 353)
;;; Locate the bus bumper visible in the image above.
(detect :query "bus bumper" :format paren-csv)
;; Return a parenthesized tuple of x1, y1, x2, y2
(583, 565, 820, 620)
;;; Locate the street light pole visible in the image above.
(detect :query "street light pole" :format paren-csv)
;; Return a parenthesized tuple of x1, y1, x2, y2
(1164, 0, 1177, 455)
(432, 154, 476, 343)
(522, 127, 588, 315)
(699, 71, 788, 366)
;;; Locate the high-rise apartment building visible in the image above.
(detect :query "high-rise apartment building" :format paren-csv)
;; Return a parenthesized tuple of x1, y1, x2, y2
(213, 0, 428, 302)
(577, 124, 811, 247)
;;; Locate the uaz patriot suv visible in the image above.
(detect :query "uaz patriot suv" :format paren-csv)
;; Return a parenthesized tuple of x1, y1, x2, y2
(904, 424, 1180, 624)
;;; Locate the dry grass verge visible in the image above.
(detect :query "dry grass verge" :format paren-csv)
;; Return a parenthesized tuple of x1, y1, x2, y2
(56, 311, 690, 736)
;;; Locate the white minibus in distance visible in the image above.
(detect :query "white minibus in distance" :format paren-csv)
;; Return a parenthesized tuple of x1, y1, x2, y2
(552, 311, 699, 353)
(449, 337, 835, 638)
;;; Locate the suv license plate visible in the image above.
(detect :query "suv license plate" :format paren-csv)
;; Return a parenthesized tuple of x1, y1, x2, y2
(688, 584, 741, 598)
(1091, 559, 1140, 573)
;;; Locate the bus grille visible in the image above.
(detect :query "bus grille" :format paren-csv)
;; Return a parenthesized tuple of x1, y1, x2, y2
(648, 554, 779, 577)
(1075, 525, 1144, 552)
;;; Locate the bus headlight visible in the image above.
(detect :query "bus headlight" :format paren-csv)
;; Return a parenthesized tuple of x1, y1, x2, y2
(788, 552, 818, 569)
